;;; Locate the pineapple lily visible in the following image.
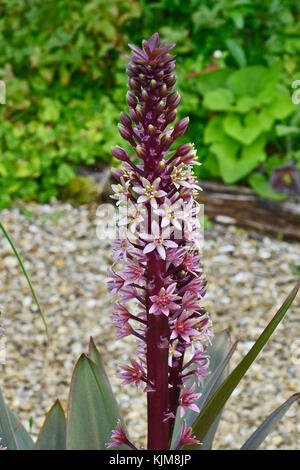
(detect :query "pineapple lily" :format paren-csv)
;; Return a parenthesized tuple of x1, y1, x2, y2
(109, 32, 210, 450)
(0, 36, 299, 452)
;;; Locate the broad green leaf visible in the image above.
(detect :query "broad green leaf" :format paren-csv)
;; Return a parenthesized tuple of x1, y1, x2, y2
(225, 38, 246, 68)
(0, 221, 48, 334)
(265, 92, 294, 120)
(226, 66, 278, 100)
(204, 116, 224, 145)
(34, 400, 66, 450)
(203, 88, 235, 111)
(7, 408, 34, 450)
(171, 331, 237, 449)
(195, 68, 233, 95)
(210, 133, 266, 184)
(234, 96, 257, 114)
(66, 354, 128, 450)
(223, 111, 264, 145)
(0, 388, 18, 450)
(248, 173, 287, 201)
(241, 393, 300, 450)
(185, 281, 300, 449)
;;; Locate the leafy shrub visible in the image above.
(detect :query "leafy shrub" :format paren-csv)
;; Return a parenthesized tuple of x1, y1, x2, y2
(0, 0, 140, 207)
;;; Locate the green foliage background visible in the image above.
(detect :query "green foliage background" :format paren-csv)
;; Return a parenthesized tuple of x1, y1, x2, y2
(1, 0, 300, 207)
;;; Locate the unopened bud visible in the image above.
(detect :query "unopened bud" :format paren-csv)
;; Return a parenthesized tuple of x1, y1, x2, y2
(173, 117, 189, 138)
(129, 78, 139, 90)
(158, 160, 166, 172)
(160, 84, 168, 97)
(176, 143, 193, 157)
(156, 100, 165, 114)
(135, 104, 144, 121)
(165, 109, 177, 124)
(165, 74, 177, 87)
(150, 79, 157, 89)
(136, 145, 146, 159)
(129, 107, 138, 123)
(166, 91, 181, 108)
(120, 112, 132, 128)
(111, 146, 129, 162)
(126, 91, 137, 107)
(111, 168, 124, 181)
(118, 123, 132, 141)
(148, 124, 155, 135)
(161, 133, 172, 148)
(142, 89, 149, 101)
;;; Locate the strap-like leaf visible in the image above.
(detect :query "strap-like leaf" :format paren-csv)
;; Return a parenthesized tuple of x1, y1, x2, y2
(34, 400, 66, 450)
(0, 388, 18, 450)
(0, 221, 47, 334)
(66, 353, 128, 450)
(171, 331, 236, 449)
(241, 393, 300, 450)
(7, 408, 34, 450)
(186, 280, 300, 449)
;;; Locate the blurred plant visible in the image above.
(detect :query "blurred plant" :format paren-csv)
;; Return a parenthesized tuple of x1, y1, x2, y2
(0, 34, 299, 452)
(0, 0, 141, 208)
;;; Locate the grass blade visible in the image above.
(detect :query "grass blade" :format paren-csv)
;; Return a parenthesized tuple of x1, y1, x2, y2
(0, 221, 47, 334)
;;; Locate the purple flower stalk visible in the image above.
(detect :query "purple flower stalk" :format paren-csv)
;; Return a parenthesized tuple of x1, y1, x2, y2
(108, 33, 212, 450)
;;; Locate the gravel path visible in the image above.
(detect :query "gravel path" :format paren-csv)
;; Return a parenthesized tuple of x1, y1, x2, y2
(0, 200, 299, 450)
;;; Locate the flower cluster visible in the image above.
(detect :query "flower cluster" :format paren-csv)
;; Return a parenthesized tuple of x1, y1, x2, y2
(108, 33, 212, 450)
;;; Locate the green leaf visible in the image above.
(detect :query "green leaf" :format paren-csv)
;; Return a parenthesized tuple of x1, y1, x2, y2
(0, 388, 18, 450)
(195, 68, 233, 95)
(225, 38, 246, 68)
(223, 111, 264, 145)
(248, 173, 288, 201)
(171, 331, 237, 449)
(265, 92, 294, 120)
(203, 88, 235, 111)
(185, 281, 300, 449)
(241, 393, 300, 450)
(0, 221, 48, 334)
(34, 400, 66, 450)
(275, 124, 300, 137)
(226, 66, 278, 100)
(66, 354, 128, 450)
(210, 132, 266, 184)
(7, 408, 34, 450)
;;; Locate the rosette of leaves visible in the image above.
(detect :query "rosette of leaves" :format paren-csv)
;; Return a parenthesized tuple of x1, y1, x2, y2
(194, 66, 295, 197)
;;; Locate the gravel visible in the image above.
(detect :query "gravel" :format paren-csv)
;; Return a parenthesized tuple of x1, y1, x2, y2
(0, 199, 299, 450)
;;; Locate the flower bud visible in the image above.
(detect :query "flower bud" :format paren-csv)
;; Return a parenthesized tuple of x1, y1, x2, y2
(111, 168, 124, 181)
(111, 146, 130, 162)
(166, 91, 181, 108)
(150, 79, 157, 89)
(136, 145, 146, 159)
(148, 124, 155, 135)
(142, 89, 149, 101)
(165, 74, 177, 87)
(160, 84, 168, 97)
(120, 112, 132, 128)
(126, 91, 137, 107)
(129, 78, 139, 90)
(161, 133, 172, 148)
(135, 104, 144, 121)
(129, 107, 138, 123)
(156, 100, 165, 114)
(118, 124, 132, 141)
(176, 143, 193, 157)
(173, 117, 189, 138)
(165, 109, 177, 124)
